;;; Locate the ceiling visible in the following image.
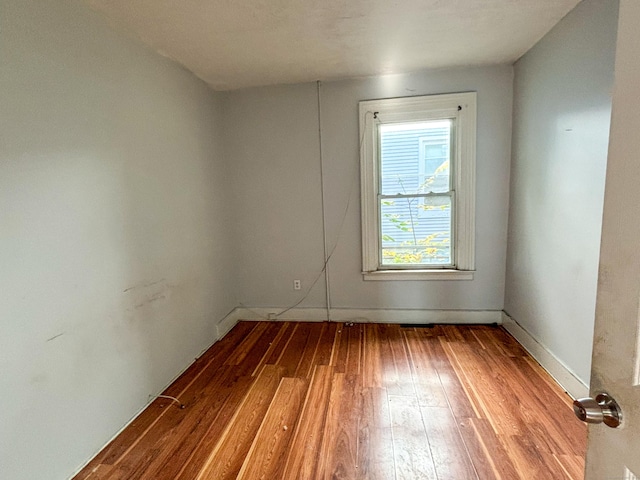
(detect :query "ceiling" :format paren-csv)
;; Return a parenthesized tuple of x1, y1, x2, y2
(84, 0, 581, 91)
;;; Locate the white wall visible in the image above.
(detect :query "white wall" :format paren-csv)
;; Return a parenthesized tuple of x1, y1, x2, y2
(504, 0, 619, 386)
(0, 1, 236, 479)
(224, 66, 513, 314)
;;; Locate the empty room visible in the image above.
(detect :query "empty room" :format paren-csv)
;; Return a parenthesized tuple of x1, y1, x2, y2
(3, 0, 640, 478)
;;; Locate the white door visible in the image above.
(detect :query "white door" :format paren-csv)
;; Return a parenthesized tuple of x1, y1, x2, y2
(584, 1, 640, 478)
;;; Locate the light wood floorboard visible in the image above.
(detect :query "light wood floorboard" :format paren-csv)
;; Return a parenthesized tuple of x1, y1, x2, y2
(75, 322, 586, 480)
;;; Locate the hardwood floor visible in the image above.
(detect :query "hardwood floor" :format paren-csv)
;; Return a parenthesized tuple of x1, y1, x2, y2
(74, 322, 586, 480)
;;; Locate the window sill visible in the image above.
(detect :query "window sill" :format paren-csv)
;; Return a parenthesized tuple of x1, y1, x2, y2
(362, 269, 474, 281)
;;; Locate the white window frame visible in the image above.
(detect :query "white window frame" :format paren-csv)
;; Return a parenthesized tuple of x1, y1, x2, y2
(359, 92, 476, 281)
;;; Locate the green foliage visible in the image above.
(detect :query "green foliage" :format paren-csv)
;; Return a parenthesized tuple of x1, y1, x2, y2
(382, 232, 449, 264)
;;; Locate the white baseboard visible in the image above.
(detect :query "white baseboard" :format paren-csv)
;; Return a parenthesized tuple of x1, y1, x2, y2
(330, 308, 501, 324)
(233, 307, 328, 322)
(216, 308, 243, 339)
(220, 307, 502, 326)
(501, 312, 588, 399)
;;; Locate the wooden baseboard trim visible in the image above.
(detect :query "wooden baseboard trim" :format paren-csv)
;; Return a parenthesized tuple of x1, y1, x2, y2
(501, 311, 588, 399)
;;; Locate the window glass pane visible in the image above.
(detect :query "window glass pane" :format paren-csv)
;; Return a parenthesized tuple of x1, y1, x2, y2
(380, 195, 452, 266)
(380, 120, 451, 196)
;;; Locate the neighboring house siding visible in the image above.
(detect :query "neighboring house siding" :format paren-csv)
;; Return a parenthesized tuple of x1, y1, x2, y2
(381, 129, 422, 194)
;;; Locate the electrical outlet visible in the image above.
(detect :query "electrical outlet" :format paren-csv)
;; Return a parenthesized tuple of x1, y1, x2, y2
(293, 279, 301, 290)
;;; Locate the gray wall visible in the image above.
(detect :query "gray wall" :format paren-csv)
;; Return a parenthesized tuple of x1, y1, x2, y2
(222, 83, 328, 309)
(504, 0, 619, 385)
(0, 1, 236, 478)
(225, 66, 513, 312)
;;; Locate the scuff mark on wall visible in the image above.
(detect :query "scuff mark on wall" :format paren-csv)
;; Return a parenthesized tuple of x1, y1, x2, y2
(46, 332, 65, 342)
(123, 278, 166, 293)
(124, 278, 172, 313)
(134, 290, 168, 309)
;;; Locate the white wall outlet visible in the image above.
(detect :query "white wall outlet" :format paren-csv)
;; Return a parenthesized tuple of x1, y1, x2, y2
(293, 279, 301, 290)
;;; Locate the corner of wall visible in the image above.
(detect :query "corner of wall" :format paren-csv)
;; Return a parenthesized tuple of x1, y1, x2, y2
(216, 307, 242, 339)
(501, 311, 588, 399)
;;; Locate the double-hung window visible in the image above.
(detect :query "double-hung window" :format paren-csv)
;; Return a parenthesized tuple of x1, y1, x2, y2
(359, 92, 476, 280)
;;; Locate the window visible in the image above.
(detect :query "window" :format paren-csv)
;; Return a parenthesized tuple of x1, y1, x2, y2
(359, 92, 476, 280)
